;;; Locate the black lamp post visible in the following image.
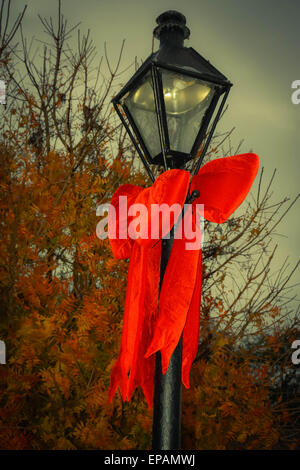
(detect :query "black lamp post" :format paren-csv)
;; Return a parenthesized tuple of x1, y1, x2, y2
(112, 10, 232, 450)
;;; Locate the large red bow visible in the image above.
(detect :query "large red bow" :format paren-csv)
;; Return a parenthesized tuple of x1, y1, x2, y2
(107, 153, 259, 408)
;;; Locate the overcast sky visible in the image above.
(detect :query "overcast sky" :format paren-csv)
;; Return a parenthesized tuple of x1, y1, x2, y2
(11, 0, 300, 289)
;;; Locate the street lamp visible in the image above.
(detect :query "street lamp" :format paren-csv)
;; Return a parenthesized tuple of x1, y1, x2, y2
(112, 10, 232, 180)
(112, 10, 232, 450)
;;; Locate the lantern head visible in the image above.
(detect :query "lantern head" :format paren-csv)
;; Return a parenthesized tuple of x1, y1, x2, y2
(112, 10, 232, 172)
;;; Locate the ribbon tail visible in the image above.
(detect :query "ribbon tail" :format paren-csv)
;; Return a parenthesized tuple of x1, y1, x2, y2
(145, 204, 202, 376)
(182, 246, 202, 388)
(109, 242, 161, 408)
(126, 241, 161, 408)
(108, 243, 143, 403)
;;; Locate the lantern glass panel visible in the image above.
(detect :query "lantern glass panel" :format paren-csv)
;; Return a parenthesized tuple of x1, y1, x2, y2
(160, 69, 216, 153)
(121, 71, 161, 159)
(122, 67, 218, 160)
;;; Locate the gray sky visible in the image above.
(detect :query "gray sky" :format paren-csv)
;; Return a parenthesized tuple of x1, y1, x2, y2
(11, 0, 300, 288)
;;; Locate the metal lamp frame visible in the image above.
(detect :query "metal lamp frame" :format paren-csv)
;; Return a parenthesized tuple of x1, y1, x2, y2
(112, 61, 232, 179)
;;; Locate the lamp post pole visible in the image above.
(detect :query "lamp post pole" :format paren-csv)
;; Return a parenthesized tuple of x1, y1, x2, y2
(152, 190, 199, 450)
(152, 227, 182, 450)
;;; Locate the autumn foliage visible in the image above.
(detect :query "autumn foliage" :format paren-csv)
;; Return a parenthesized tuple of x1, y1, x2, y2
(182, 335, 280, 450)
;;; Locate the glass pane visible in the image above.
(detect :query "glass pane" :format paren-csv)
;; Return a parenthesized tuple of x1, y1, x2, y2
(161, 69, 216, 154)
(121, 71, 161, 159)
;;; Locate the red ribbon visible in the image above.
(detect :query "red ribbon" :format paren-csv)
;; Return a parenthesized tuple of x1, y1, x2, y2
(107, 153, 259, 408)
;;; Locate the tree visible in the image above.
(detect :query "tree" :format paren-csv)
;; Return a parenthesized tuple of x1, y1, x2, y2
(0, 0, 27, 62)
(0, 1, 299, 450)
(182, 333, 281, 450)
